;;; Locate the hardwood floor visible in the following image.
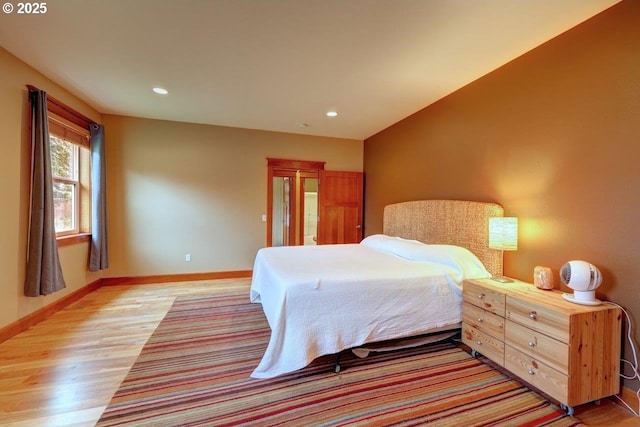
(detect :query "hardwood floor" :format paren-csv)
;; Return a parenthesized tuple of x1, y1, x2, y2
(0, 278, 638, 426)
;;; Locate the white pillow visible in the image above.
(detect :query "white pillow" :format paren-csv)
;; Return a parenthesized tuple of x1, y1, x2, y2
(359, 234, 396, 251)
(401, 244, 491, 279)
(360, 234, 421, 255)
(361, 235, 490, 279)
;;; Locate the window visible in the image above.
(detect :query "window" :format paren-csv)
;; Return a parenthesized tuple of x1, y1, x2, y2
(27, 85, 96, 246)
(47, 113, 91, 241)
(50, 135, 79, 234)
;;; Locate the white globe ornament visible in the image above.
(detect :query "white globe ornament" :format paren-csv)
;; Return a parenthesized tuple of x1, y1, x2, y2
(560, 260, 602, 306)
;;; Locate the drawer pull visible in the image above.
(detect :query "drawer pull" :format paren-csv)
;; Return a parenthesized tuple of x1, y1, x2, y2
(477, 317, 483, 323)
(478, 294, 485, 300)
(529, 311, 537, 320)
(528, 369, 535, 375)
(528, 341, 535, 347)
(477, 341, 482, 346)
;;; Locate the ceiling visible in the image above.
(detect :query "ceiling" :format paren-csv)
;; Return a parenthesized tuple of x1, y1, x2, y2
(0, 0, 620, 140)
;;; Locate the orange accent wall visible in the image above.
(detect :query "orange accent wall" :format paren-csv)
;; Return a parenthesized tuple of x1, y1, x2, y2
(364, 0, 639, 390)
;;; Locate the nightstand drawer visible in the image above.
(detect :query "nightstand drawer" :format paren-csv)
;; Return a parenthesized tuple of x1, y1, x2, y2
(505, 320, 568, 373)
(505, 345, 568, 404)
(462, 324, 504, 367)
(463, 281, 506, 316)
(463, 302, 504, 340)
(506, 296, 569, 342)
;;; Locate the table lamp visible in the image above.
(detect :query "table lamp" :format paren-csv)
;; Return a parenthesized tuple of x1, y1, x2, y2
(489, 217, 518, 283)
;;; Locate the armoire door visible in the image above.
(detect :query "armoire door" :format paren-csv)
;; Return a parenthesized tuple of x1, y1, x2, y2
(317, 171, 363, 245)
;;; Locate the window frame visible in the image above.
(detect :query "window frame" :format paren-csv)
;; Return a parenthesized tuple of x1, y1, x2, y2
(27, 85, 96, 246)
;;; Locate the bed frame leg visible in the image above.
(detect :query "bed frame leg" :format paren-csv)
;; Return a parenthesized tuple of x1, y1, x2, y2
(334, 353, 341, 373)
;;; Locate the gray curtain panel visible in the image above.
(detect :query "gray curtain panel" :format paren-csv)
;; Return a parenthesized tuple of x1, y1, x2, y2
(89, 124, 109, 271)
(24, 89, 66, 296)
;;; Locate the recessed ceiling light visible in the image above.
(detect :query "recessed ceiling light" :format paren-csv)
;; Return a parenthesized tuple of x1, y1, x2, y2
(326, 111, 338, 117)
(153, 87, 168, 95)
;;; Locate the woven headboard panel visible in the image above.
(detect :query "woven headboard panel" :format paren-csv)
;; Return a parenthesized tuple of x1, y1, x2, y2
(383, 200, 504, 276)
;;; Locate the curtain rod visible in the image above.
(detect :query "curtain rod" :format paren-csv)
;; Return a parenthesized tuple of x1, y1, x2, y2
(26, 84, 98, 128)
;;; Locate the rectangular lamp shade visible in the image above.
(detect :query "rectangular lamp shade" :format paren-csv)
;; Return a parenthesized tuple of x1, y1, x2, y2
(489, 217, 518, 251)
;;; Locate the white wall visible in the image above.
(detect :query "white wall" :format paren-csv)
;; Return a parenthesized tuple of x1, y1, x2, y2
(103, 115, 363, 277)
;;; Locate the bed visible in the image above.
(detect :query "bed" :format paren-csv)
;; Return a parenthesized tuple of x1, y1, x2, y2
(249, 200, 504, 378)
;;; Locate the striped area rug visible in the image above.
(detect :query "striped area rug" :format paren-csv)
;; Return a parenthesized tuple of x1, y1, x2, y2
(98, 293, 581, 426)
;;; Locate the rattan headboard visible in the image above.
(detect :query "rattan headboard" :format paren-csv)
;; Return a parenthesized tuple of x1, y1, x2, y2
(383, 200, 504, 276)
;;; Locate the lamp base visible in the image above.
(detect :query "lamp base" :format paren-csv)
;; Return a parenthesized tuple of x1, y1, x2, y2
(491, 276, 514, 283)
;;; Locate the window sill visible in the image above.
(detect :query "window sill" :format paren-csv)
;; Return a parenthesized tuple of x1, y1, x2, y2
(57, 233, 91, 247)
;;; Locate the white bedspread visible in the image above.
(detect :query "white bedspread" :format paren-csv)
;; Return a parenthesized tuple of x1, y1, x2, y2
(250, 239, 489, 378)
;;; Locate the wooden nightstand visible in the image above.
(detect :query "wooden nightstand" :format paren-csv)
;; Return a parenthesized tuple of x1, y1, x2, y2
(462, 278, 621, 415)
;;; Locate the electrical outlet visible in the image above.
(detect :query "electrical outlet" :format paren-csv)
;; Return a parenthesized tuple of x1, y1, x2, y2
(185, 253, 191, 262)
